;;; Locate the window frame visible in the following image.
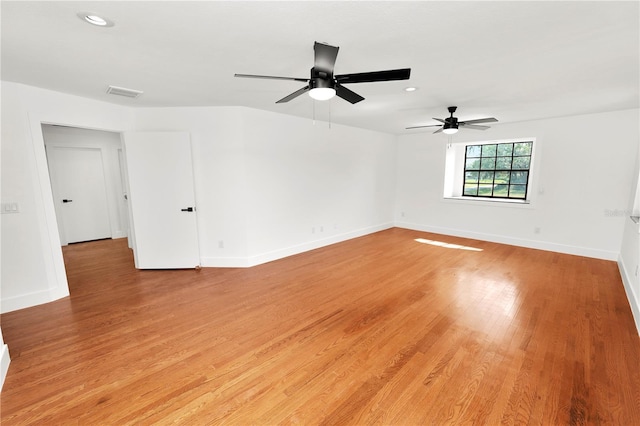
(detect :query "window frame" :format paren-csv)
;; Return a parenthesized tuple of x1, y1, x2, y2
(462, 141, 533, 200)
(442, 137, 537, 205)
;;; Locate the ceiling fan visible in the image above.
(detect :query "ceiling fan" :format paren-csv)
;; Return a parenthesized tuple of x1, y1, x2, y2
(235, 41, 411, 104)
(406, 106, 498, 134)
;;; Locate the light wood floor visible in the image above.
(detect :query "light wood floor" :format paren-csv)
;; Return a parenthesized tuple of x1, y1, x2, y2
(1, 228, 639, 424)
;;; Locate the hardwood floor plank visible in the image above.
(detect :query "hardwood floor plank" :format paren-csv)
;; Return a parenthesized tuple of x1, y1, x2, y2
(1, 228, 639, 424)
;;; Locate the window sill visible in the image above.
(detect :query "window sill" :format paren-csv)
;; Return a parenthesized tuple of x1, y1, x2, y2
(443, 196, 533, 209)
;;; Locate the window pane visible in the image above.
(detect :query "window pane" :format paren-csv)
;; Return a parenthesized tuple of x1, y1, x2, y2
(463, 184, 478, 196)
(511, 171, 528, 184)
(497, 143, 513, 156)
(466, 145, 481, 158)
(465, 171, 479, 183)
(480, 157, 496, 170)
(493, 185, 508, 197)
(479, 171, 494, 183)
(465, 158, 480, 170)
(478, 184, 493, 196)
(514, 142, 532, 156)
(481, 144, 497, 157)
(496, 157, 512, 169)
(512, 156, 530, 169)
(509, 185, 527, 198)
(495, 171, 510, 184)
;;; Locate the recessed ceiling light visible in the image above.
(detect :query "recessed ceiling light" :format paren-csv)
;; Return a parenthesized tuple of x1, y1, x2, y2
(404, 87, 418, 92)
(77, 12, 114, 27)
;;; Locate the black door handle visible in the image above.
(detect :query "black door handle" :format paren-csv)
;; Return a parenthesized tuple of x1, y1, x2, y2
(62, 199, 73, 203)
(181, 207, 194, 212)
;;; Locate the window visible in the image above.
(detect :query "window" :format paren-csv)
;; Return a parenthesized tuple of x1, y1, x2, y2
(462, 141, 533, 200)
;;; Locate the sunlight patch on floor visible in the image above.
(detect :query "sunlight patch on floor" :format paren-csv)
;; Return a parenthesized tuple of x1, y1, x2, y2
(414, 238, 483, 252)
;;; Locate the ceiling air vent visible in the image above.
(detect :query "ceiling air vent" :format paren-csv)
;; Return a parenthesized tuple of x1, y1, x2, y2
(106, 85, 143, 98)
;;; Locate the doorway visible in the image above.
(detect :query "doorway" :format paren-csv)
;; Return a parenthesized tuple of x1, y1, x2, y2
(14, 117, 201, 312)
(42, 125, 129, 245)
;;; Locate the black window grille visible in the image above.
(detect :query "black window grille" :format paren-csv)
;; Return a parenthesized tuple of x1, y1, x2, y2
(463, 141, 533, 199)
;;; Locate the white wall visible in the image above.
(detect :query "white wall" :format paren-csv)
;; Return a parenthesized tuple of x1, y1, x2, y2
(395, 109, 639, 261)
(1, 82, 134, 313)
(42, 125, 128, 243)
(133, 106, 397, 267)
(618, 151, 640, 334)
(241, 108, 396, 265)
(0, 82, 10, 386)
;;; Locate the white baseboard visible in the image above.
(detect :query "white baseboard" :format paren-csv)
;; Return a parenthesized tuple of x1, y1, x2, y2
(246, 223, 394, 267)
(1, 289, 62, 314)
(0, 343, 10, 391)
(395, 222, 618, 261)
(200, 256, 250, 268)
(618, 255, 640, 336)
(200, 223, 394, 268)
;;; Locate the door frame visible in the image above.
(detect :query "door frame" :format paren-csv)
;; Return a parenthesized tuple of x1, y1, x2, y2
(26, 111, 128, 303)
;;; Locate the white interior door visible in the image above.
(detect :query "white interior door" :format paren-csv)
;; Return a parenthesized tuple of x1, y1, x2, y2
(123, 131, 200, 269)
(46, 146, 112, 244)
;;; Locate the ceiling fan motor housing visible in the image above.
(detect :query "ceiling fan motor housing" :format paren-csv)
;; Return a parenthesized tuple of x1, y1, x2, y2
(444, 117, 458, 130)
(310, 68, 335, 89)
(445, 106, 459, 130)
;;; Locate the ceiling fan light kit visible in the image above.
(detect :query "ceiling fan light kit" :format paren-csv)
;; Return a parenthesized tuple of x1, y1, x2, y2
(235, 41, 411, 105)
(442, 124, 458, 135)
(308, 75, 336, 100)
(309, 88, 336, 101)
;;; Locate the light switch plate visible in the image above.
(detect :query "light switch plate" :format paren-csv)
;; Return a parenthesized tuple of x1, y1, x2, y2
(1, 202, 20, 214)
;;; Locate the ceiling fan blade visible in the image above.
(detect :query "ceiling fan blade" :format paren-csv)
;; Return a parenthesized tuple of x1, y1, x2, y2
(460, 123, 490, 130)
(406, 124, 442, 130)
(433, 127, 444, 134)
(235, 73, 308, 82)
(459, 117, 498, 125)
(276, 86, 310, 103)
(336, 84, 365, 104)
(314, 42, 339, 73)
(335, 68, 411, 84)
(432, 118, 446, 123)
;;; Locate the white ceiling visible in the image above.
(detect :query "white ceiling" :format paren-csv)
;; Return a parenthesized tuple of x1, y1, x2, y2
(2, 1, 638, 135)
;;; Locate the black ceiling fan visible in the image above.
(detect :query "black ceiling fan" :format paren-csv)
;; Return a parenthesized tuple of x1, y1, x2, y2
(406, 106, 498, 134)
(235, 41, 411, 104)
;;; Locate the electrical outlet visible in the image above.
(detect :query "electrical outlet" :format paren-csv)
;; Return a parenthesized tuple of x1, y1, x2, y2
(534, 227, 541, 234)
(218, 240, 224, 249)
